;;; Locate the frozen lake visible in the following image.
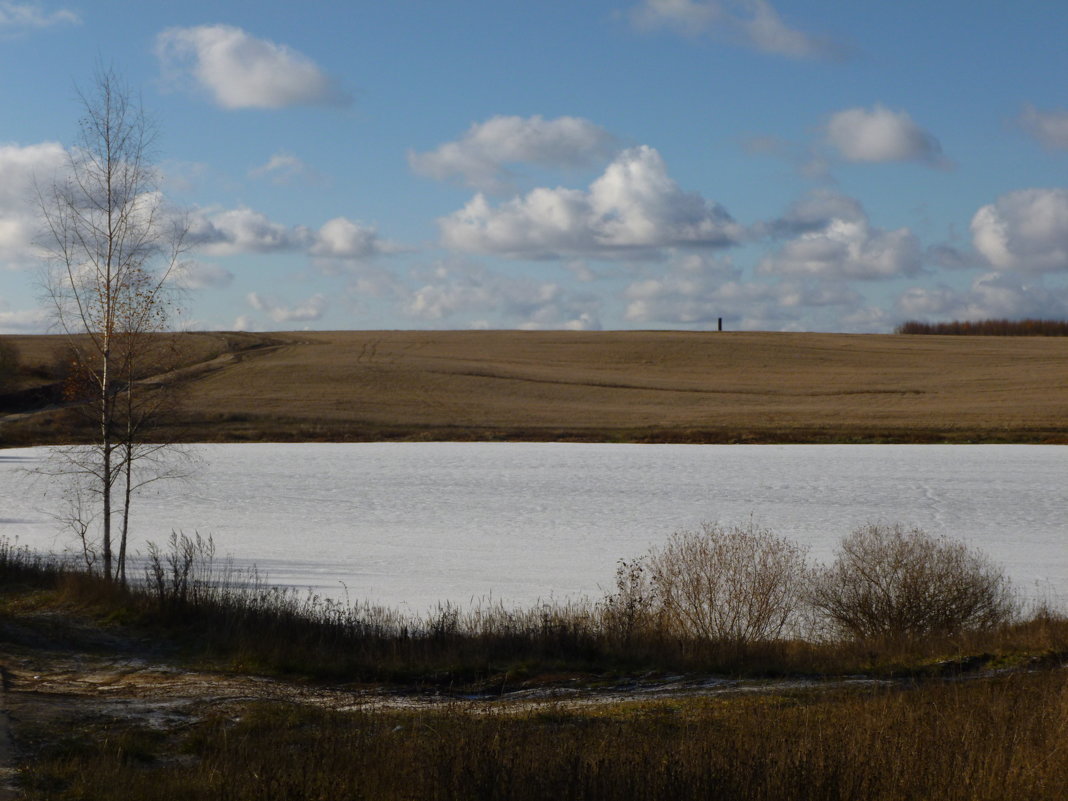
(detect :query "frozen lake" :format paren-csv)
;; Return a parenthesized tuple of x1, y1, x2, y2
(1, 443, 1064, 611)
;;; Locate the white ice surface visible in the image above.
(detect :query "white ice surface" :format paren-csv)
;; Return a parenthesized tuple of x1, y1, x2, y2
(1, 443, 1064, 612)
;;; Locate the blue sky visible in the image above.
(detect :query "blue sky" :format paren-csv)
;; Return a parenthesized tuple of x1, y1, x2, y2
(2, 0, 1068, 333)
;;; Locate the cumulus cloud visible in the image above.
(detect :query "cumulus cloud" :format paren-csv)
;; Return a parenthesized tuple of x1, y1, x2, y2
(838, 305, 892, 333)
(187, 207, 396, 263)
(630, 0, 848, 60)
(971, 188, 1068, 274)
(155, 24, 350, 109)
(0, 141, 67, 268)
(0, 304, 49, 334)
(758, 192, 922, 280)
(187, 206, 308, 254)
(310, 217, 399, 260)
(404, 261, 601, 330)
(926, 243, 974, 270)
(624, 251, 861, 328)
(439, 146, 741, 258)
(168, 260, 234, 290)
(409, 115, 616, 193)
(897, 272, 1068, 322)
(0, 2, 78, 32)
(248, 152, 323, 185)
(1020, 105, 1068, 151)
(247, 291, 328, 323)
(755, 188, 865, 239)
(825, 105, 950, 167)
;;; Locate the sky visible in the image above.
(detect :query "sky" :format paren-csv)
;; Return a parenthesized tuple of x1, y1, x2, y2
(2, 0, 1068, 334)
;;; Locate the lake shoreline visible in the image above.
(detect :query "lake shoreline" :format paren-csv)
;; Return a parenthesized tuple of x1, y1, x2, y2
(3, 555, 1067, 799)
(3, 443, 1065, 610)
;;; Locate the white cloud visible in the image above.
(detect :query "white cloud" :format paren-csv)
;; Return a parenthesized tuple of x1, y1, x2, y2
(756, 188, 865, 238)
(311, 217, 397, 261)
(1020, 105, 1068, 151)
(188, 207, 396, 262)
(825, 105, 949, 167)
(926, 243, 974, 270)
(169, 260, 234, 290)
(161, 160, 211, 194)
(0, 141, 67, 268)
(971, 188, 1068, 274)
(758, 193, 922, 280)
(439, 146, 741, 258)
(409, 115, 616, 193)
(632, 0, 721, 32)
(624, 251, 861, 328)
(0, 2, 78, 31)
(155, 24, 350, 109)
(249, 152, 322, 185)
(404, 261, 601, 330)
(0, 304, 49, 334)
(630, 0, 848, 60)
(897, 272, 1068, 322)
(247, 292, 327, 323)
(838, 305, 892, 333)
(188, 206, 309, 255)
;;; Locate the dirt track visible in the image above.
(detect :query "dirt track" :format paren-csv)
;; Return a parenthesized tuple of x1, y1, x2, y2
(3, 330, 1067, 444)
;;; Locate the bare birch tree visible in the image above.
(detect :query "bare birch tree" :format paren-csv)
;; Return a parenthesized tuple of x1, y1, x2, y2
(38, 66, 189, 584)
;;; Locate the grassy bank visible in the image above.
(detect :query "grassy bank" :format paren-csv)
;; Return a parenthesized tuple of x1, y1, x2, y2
(5, 530, 1065, 685)
(3, 537, 1067, 800)
(19, 671, 1068, 801)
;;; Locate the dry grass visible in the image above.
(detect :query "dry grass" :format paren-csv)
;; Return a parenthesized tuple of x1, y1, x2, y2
(4, 535, 1065, 686)
(5, 543, 1068, 800)
(4, 330, 1067, 444)
(18, 671, 1068, 801)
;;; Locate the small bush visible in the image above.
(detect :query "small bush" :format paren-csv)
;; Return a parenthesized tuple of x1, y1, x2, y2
(144, 531, 218, 607)
(600, 557, 659, 647)
(639, 522, 809, 644)
(809, 524, 1017, 640)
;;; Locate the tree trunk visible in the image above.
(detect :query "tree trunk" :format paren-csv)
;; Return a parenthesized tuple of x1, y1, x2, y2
(118, 441, 133, 587)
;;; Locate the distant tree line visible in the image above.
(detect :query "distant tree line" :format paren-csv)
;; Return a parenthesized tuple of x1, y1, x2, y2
(896, 318, 1068, 336)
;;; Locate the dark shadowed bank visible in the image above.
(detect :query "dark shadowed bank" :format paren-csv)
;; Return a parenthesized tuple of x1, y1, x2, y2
(2, 531, 1066, 800)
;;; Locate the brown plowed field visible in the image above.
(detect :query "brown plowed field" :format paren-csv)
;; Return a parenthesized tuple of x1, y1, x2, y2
(2, 330, 1066, 444)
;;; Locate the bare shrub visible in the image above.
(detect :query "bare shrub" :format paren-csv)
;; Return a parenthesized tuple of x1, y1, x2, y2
(809, 524, 1017, 640)
(600, 557, 659, 646)
(643, 522, 809, 644)
(145, 531, 216, 607)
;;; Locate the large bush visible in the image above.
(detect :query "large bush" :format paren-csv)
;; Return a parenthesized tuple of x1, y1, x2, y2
(608, 522, 809, 644)
(809, 524, 1017, 639)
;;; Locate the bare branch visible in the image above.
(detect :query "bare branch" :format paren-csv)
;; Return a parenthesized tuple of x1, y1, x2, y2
(35, 66, 193, 585)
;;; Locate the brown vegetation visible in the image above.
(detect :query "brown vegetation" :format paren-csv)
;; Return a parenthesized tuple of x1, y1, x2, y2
(608, 523, 810, 645)
(3, 329, 1067, 445)
(20, 674, 1068, 801)
(808, 524, 1017, 639)
(3, 537, 1067, 801)
(897, 318, 1068, 336)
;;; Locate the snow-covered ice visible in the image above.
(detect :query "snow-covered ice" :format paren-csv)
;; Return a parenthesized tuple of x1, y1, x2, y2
(1, 443, 1064, 612)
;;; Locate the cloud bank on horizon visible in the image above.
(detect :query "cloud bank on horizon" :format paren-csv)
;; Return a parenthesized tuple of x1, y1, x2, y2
(1, 0, 1067, 333)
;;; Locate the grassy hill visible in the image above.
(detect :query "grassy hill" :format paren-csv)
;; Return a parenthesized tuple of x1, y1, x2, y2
(2, 329, 1066, 445)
